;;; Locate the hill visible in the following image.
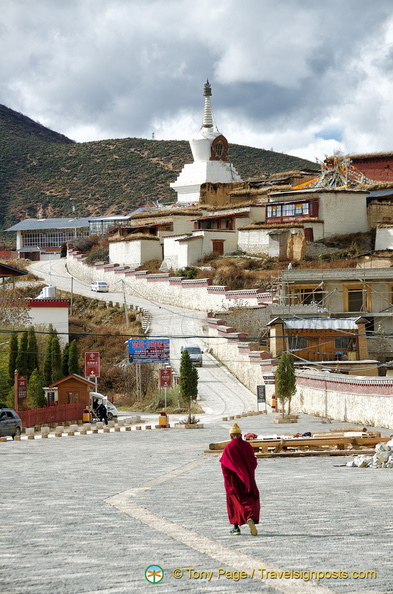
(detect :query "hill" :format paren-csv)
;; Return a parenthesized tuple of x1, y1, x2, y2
(0, 104, 319, 232)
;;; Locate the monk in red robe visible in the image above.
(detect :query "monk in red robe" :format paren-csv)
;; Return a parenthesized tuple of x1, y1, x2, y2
(220, 422, 260, 535)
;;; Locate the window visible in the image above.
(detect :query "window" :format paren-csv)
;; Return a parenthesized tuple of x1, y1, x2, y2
(22, 229, 88, 249)
(267, 204, 281, 218)
(214, 140, 224, 157)
(282, 203, 295, 217)
(344, 284, 370, 313)
(288, 336, 307, 350)
(289, 287, 323, 305)
(348, 290, 363, 311)
(335, 337, 356, 350)
(267, 202, 311, 220)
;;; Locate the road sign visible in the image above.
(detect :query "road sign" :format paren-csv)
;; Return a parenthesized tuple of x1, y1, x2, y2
(257, 385, 266, 403)
(263, 375, 275, 384)
(128, 339, 170, 363)
(18, 377, 27, 399)
(160, 368, 172, 388)
(84, 351, 100, 378)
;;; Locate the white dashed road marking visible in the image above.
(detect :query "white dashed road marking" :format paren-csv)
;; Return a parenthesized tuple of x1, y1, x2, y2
(105, 458, 335, 594)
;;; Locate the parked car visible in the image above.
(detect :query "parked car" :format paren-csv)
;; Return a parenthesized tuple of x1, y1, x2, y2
(91, 281, 109, 293)
(180, 344, 203, 367)
(0, 408, 22, 439)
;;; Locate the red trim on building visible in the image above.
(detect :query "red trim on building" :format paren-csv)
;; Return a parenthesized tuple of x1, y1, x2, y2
(28, 299, 69, 308)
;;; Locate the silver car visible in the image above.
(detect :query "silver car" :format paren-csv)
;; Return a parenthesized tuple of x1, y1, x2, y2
(180, 344, 203, 367)
(0, 408, 22, 439)
(91, 281, 109, 293)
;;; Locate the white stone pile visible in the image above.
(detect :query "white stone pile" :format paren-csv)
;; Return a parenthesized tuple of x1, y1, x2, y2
(347, 440, 393, 468)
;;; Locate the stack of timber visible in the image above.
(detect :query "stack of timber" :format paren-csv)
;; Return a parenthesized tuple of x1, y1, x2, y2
(206, 429, 391, 458)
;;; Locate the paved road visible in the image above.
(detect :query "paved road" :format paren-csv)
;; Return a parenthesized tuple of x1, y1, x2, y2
(2, 260, 390, 593)
(27, 259, 257, 422)
(1, 412, 392, 594)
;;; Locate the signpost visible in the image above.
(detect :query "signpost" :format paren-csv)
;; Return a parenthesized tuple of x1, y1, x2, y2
(160, 368, 172, 408)
(160, 369, 172, 388)
(256, 384, 266, 412)
(128, 339, 170, 364)
(263, 375, 275, 385)
(84, 352, 100, 391)
(18, 377, 27, 400)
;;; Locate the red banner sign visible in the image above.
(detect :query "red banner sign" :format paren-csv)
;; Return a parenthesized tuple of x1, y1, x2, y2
(84, 352, 100, 379)
(160, 369, 172, 388)
(18, 377, 27, 399)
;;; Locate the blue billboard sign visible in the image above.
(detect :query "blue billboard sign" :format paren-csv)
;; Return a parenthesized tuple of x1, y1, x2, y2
(128, 339, 170, 363)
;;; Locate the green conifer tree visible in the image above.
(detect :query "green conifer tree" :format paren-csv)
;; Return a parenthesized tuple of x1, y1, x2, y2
(67, 340, 79, 375)
(276, 352, 297, 417)
(180, 349, 199, 424)
(43, 325, 55, 386)
(15, 331, 29, 378)
(8, 332, 18, 385)
(0, 367, 9, 407)
(62, 342, 70, 377)
(51, 332, 63, 383)
(27, 369, 46, 408)
(26, 327, 39, 378)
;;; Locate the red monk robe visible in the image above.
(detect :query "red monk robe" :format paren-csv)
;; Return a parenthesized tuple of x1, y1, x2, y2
(220, 435, 260, 527)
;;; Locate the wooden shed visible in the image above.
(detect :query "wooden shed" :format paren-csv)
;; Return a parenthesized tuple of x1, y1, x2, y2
(48, 374, 95, 407)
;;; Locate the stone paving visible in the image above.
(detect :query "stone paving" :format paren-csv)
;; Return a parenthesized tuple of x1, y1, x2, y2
(1, 412, 392, 594)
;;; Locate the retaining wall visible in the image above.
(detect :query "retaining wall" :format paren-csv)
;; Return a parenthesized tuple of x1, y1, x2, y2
(206, 319, 393, 430)
(294, 372, 393, 429)
(67, 249, 271, 311)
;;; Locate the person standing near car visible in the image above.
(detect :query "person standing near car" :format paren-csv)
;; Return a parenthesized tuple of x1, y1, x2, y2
(220, 422, 260, 536)
(97, 401, 108, 425)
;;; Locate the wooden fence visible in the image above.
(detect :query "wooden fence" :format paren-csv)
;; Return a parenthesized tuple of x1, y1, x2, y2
(18, 403, 86, 428)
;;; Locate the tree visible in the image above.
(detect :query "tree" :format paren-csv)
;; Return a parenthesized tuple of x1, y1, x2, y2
(51, 331, 63, 383)
(15, 331, 29, 378)
(8, 332, 18, 385)
(68, 340, 79, 375)
(179, 349, 198, 424)
(43, 325, 55, 386)
(275, 352, 297, 417)
(27, 369, 46, 408)
(0, 367, 9, 408)
(26, 327, 39, 378)
(62, 342, 70, 377)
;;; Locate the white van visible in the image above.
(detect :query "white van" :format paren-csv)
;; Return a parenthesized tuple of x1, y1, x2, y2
(89, 392, 119, 420)
(180, 344, 203, 367)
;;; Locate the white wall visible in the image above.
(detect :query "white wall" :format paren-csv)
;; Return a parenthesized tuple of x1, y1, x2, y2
(68, 250, 263, 310)
(375, 226, 393, 250)
(28, 304, 69, 344)
(109, 239, 161, 268)
(237, 229, 270, 255)
(319, 191, 368, 237)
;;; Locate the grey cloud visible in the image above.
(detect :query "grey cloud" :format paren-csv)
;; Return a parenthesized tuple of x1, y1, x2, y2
(1, 0, 393, 158)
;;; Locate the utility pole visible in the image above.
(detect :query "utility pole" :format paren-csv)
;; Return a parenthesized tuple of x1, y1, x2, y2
(70, 277, 74, 316)
(122, 280, 129, 327)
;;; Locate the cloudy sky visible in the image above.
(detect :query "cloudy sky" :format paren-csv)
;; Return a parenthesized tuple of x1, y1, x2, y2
(2, 0, 393, 162)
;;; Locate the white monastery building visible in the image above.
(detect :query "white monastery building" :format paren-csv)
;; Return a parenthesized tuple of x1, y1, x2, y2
(170, 80, 242, 204)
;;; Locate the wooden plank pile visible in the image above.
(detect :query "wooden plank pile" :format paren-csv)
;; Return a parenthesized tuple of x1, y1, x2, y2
(206, 428, 391, 458)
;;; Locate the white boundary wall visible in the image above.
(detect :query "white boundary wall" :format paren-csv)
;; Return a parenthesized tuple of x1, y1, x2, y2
(67, 249, 267, 311)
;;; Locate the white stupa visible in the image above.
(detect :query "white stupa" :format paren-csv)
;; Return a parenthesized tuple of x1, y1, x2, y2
(170, 80, 242, 204)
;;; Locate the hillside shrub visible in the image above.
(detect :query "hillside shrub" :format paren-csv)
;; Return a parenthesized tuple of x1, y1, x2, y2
(84, 243, 109, 264)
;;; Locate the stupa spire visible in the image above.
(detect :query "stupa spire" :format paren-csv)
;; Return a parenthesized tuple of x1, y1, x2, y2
(202, 79, 214, 128)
